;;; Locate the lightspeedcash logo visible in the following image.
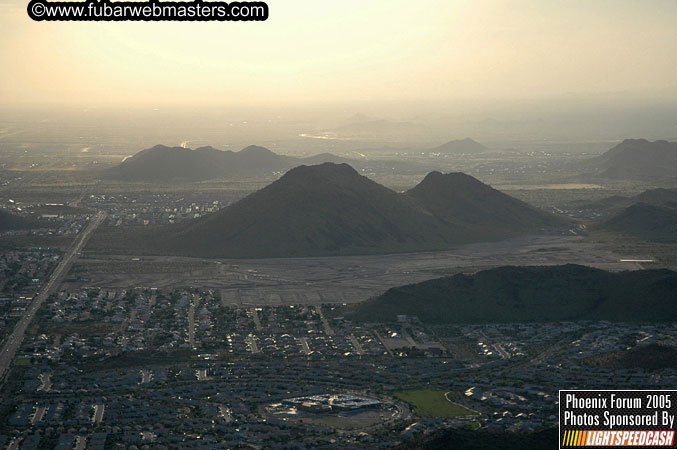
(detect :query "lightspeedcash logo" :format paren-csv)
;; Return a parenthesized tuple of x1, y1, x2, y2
(560, 390, 677, 449)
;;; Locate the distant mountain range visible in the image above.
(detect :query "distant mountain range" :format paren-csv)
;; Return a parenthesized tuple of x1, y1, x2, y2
(578, 187, 677, 214)
(599, 202, 677, 243)
(580, 187, 677, 243)
(351, 265, 677, 324)
(91, 163, 568, 258)
(104, 144, 357, 182)
(588, 139, 677, 179)
(0, 209, 41, 232)
(428, 138, 489, 154)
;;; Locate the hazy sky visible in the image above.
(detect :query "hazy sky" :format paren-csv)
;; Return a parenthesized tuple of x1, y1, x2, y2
(2, 0, 677, 107)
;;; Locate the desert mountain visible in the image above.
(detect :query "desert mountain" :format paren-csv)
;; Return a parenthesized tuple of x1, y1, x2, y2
(97, 163, 569, 258)
(588, 139, 677, 179)
(351, 265, 677, 324)
(104, 144, 357, 182)
(165, 163, 458, 258)
(575, 187, 677, 216)
(598, 202, 677, 243)
(636, 188, 677, 204)
(428, 138, 489, 154)
(405, 171, 560, 239)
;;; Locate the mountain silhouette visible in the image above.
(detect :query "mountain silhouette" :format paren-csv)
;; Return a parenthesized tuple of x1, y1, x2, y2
(405, 171, 562, 239)
(428, 138, 489, 154)
(589, 139, 677, 179)
(104, 144, 356, 182)
(352, 265, 677, 323)
(97, 163, 570, 258)
(599, 202, 677, 243)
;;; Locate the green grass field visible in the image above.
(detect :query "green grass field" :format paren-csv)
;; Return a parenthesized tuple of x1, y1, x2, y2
(393, 389, 479, 418)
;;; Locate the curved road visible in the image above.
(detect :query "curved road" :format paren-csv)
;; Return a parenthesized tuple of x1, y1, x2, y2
(0, 210, 106, 382)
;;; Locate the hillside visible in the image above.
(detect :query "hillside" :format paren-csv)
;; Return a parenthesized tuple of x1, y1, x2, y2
(0, 209, 42, 232)
(105, 145, 233, 181)
(405, 172, 562, 240)
(598, 202, 677, 243)
(584, 344, 677, 371)
(588, 139, 677, 179)
(635, 188, 677, 204)
(351, 265, 677, 324)
(429, 138, 489, 154)
(104, 144, 355, 182)
(90, 163, 568, 258)
(575, 188, 677, 216)
(163, 163, 460, 258)
(163, 164, 567, 258)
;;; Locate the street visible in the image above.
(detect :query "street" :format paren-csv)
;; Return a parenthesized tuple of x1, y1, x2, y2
(0, 210, 106, 382)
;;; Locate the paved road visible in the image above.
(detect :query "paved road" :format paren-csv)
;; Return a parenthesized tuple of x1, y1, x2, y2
(349, 334, 365, 355)
(493, 342, 511, 359)
(92, 403, 105, 424)
(74, 436, 87, 450)
(38, 372, 52, 392)
(479, 331, 511, 360)
(373, 330, 394, 357)
(315, 306, 334, 336)
(298, 337, 311, 355)
(245, 335, 260, 353)
(187, 294, 199, 348)
(31, 405, 47, 425)
(0, 210, 106, 382)
(249, 307, 263, 332)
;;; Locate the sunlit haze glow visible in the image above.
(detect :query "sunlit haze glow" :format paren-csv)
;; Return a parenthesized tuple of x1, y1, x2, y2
(2, 0, 677, 107)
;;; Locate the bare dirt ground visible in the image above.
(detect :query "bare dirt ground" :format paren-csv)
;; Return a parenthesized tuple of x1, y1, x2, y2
(67, 235, 650, 306)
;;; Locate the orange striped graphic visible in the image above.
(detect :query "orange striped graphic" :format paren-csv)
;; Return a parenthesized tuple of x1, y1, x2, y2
(561, 430, 587, 447)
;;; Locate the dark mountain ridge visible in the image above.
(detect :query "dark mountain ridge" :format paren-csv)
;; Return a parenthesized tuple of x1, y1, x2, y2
(351, 264, 677, 324)
(575, 187, 677, 215)
(166, 164, 461, 258)
(598, 202, 677, 243)
(588, 139, 677, 179)
(406, 171, 556, 239)
(93, 163, 570, 258)
(104, 144, 357, 182)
